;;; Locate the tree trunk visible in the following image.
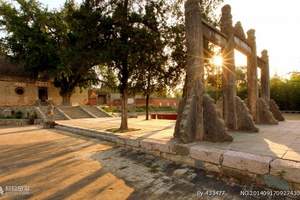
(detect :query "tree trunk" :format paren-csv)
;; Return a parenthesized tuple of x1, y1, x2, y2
(146, 93, 150, 120)
(62, 93, 72, 106)
(120, 88, 128, 130)
(119, 0, 129, 131)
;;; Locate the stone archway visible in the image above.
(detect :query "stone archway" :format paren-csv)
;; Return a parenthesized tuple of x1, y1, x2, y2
(174, 0, 284, 144)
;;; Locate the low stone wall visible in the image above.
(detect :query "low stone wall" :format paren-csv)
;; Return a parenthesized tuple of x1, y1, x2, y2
(55, 124, 300, 191)
(0, 119, 30, 126)
(0, 118, 43, 126)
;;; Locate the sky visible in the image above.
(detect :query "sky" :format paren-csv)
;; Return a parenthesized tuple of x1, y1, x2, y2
(221, 0, 300, 76)
(39, 0, 300, 77)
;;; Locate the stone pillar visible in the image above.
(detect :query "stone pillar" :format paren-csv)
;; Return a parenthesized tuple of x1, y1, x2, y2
(247, 29, 258, 120)
(185, 0, 205, 141)
(174, 0, 232, 143)
(220, 5, 237, 130)
(261, 50, 270, 102)
(174, 0, 204, 142)
(185, 0, 204, 89)
(261, 50, 285, 122)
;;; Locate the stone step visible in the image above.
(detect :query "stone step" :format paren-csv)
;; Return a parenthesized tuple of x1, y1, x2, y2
(53, 108, 69, 120)
(58, 106, 93, 119)
(39, 106, 68, 121)
(81, 105, 111, 118)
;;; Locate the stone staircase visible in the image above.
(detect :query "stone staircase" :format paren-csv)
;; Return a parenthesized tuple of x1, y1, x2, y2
(58, 106, 93, 119)
(38, 106, 68, 121)
(37, 105, 111, 120)
(81, 105, 111, 118)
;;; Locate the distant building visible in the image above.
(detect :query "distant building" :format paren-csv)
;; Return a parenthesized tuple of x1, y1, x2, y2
(0, 57, 88, 106)
(88, 89, 178, 108)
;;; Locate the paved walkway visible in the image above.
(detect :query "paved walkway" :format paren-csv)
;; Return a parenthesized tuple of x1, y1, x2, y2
(0, 126, 263, 200)
(58, 118, 300, 162)
(0, 126, 133, 199)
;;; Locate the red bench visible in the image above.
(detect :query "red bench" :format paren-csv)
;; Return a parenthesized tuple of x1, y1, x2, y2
(150, 113, 177, 120)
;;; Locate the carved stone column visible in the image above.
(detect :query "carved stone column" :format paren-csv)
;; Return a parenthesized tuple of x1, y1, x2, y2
(174, 0, 204, 143)
(247, 29, 258, 120)
(261, 50, 270, 102)
(220, 5, 237, 130)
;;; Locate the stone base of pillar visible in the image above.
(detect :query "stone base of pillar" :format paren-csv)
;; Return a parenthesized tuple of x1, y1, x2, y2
(174, 87, 232, 144)
(216, 98, 223, 118)
(256, 98, 278, 125)
(174, 80, 204, 144)
(43, 120, 56, 129)
(203, 94, 233, 142)
(215, 97, 258, 132)
(235, 96, 259, 132)
(269, 99, 285, 121)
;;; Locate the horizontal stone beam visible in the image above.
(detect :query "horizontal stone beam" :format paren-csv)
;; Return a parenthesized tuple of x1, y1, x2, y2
(234, 36, 252, 55)
(202, 19, 227, 47)
(202, 19, 252, 56)
(257, 56, 266, 69)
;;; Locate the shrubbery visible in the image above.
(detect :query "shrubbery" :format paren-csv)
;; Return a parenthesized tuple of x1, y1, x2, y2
(270, 73, 300, 111)
(0, 110, 38, 121)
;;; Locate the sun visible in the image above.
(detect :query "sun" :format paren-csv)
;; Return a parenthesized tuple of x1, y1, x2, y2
(211, 55, 223, 67)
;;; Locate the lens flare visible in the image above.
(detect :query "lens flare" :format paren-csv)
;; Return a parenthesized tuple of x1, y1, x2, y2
(211, 55, 223, 67)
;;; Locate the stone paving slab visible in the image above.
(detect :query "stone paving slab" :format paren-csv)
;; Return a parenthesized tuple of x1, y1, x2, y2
(57, 118, 300, 161)
(190, 146, 224, 165)
(222, 150, 272, 175)
(270, 159, 300, 183)
(55, 118, 300, 190)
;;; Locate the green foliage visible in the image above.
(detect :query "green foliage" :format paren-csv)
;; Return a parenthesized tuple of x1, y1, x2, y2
(100, 106, 119, 113)
(0, 0, 59, 77)
(132, 1, 170, 97)
(271, 72, 300, 111)
(0, 0, 109, 104)
(236, 66, 248, 99)
(97, 65, 118, 90)
(15, 111, 23, 119)
(205, 85, 221, 102)
(0, 0, 225, 128)
(0, 110, 27, 119)
(237, 85, 247, 100)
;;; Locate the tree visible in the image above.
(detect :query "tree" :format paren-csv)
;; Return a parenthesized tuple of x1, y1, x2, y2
(270, 72, 300, 111)
(132, 1, 171, 120)
(104, 0, 170, 129)
(288, 72, 300, 110)
(94, 0, 223, 129)
(103, 0, 136, 130)
(97, 65, 118, 91)
(236, 66, 248, 100)
(0, 0, 59, 78)
(0, 0, 109, 105)
(53, 0, 109, 104)
(133, 0, 225, 120)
